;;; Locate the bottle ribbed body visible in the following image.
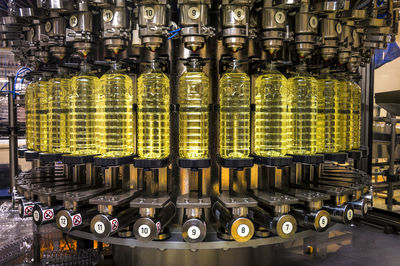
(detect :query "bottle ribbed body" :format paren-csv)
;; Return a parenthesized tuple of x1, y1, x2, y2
(69, 75, 99, 156)
(98, 73, 134, 158)
(137, 71, 170, 159)
(351, 81, 361, 150)
(316, 76, 339, 153)
(35, 80, 48, 152)
(48, 77, 70, 153)
(287, 72, 317, 155)
(253, 72, 288, 157)
(25, 82, 35, 150)
(179, 72, 209, 159)
(219, 72, 251, 158)
(337, 80, 352, 151)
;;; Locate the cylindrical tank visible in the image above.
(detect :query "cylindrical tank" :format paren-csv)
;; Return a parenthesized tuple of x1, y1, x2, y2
(287, 65, 317, 155)
(25, 81, 35, 150)
(48, 70, 71, 154)
(219, 60, 251, 159)
(253, 62, 288, 158)
(178, 58, 209, 159)
(33, 76, 48, 152)
(316, 68, 339, 153)
(69, 63, 99, 156)
(137, 61, 170, 159)
(336, 74, 352, 151)
(98, 63, 135, 158)
(351, 80, 361, 150)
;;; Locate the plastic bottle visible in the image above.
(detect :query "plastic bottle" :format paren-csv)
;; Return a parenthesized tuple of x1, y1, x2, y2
(316, 68, 339, 153)
(287, 65, 317, 155)
(69, 62, 99, 156)
(25, 81, 35, 150)
(178, 58, 209, 159)
(33, 76, 48, 152)
(219, 60, 251, 158)
(253, 62, 289, 157)
(336, 74, 353, 151)
(137, 61, 170, 159)
(350, 79, 361, 150)
(48, 69, 71, 154)
(98, 63, 135, 158)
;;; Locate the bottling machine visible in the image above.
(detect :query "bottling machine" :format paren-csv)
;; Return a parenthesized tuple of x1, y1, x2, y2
(2, 0, 394, 264)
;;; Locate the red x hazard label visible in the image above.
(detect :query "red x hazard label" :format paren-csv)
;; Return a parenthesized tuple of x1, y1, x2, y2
(72, 214, 82, 227)
(24, 205, 33, 216)
(43, 209, 54, 221)
(111, 218, 119, 232)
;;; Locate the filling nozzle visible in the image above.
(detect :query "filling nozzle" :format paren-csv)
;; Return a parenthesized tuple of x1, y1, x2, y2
(319, 13, 339, 61)
(101, 1, 130, 55)
(260, 0, 288, 55)
(178, 0, 214, 52)
(294, 1, 318, 58)
(138, 0, 169, 52)
(220, 0, 254, 52)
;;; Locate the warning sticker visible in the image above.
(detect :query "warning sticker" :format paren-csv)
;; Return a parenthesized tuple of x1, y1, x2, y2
(72, 214, 82, 227)
(43, 209, 54, 221)
(24, 205, 34, 216)
(111, 218, 119, 232)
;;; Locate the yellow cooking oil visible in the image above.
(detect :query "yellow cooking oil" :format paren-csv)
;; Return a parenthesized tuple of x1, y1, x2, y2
(178, 58, 209, 159)
(316, 68, 339, 153)
(33, 76, 49, 152)
(98, 63, 134, 158)
(137, 61, 170, 159)
(219, 60, 251, 159)
(69, 62, 99, 156)
(253, 62, 289, 157)
(25, 81, 35, 150)
(48, 71, 71, 154)
(336, 74, 353, 151)
(287, 65, 317, 155)
(351, 80, 361, 150)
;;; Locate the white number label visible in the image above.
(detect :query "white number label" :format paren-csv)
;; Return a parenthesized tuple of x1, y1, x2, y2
(233, 8, 245, 21)
(138, 224, 151, 238)
(275, 11, 286, 24)
(103, 9, 114, 22)
(143, 7, 155, 20)
(188, 7, 200, 20)
(33, 210, 40, 222)
(94, 221, 105, 234)
(363, 203, 368, 214)
(59, 216, 68, 228)
(187, 225, 201, 239)
(45, 21, 52, 33)
(282, 221, 293, 234)
(309, 16, 318, 29)
(237, 224, 249, 237)
(347, 209, 354, 220)
(336, 23, 342, 34)
(319, 216, 328, 228)
(69, 15, 78, 28)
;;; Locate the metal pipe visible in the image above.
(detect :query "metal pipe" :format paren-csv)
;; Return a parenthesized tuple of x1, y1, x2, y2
(8, 75, 17, 195)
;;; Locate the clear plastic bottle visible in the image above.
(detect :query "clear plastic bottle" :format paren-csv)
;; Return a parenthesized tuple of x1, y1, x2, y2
(350, 79, 361, 150)
(33, 76, 48, 152)
(316, 68, 339, 153)
(253, 62, 288, 157)
(336, 74, 353, 151)
(219, 60, 251, 158)
(69, 62, 99, 156)
(137, 61, 170, 159)
(287, 65, 317, 155)
(25, 81, 35, 150)
(48, 70, 71, 154)
(98, 63, 135, 158)
(178, 58, 209, 159)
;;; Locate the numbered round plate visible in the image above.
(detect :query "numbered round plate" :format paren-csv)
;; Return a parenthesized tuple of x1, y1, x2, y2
(90, 214, 114, 238)
(233, 8, 245, 21)
(276, 214, 297, 239)
(143, 7, 155, 20)
(133, 217, 158, 241)
(315, 210, 331, 232)
(188, 7, 201, 20)
(231, 217, 254, 242)
(182, 218, 207, 243)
